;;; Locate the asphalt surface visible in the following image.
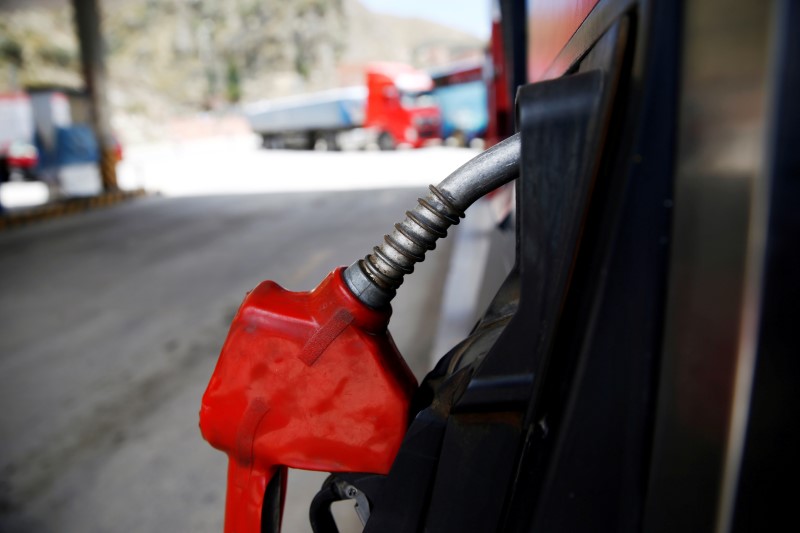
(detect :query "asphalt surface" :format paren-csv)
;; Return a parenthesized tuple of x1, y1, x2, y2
(0, 182, 457, 532)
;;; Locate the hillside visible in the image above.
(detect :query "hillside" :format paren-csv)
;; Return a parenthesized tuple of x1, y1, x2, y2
(0, 0, 484, 142)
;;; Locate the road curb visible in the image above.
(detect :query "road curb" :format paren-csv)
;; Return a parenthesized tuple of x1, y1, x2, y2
(0, 189, 148, 231)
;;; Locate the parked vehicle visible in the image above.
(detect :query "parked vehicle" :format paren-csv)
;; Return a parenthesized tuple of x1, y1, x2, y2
(32, 89, 116, 197)
(0, 89, 120, 199)
(430, 59, 488, 147)
(36, 123, 104, 196)
(244, 63, 441, 150)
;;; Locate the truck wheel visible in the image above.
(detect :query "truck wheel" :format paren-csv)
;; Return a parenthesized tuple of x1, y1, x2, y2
(445, 130, 466, 147)
(262, 135, 286, 149)
(22, 168, 37, 182)
(326, 133, 340, 151)
(314, 133, 339, 151)
(378, 132, 395, 151)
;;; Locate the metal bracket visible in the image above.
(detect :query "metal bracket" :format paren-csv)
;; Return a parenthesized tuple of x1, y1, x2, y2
(309, 473, 385, 533)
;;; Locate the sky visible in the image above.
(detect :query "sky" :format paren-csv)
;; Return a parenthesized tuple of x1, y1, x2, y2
(358, 0, 491, 40)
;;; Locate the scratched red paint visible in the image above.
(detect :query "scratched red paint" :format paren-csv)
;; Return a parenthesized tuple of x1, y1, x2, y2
(199, 267, 417, 533)
(528, 0, 600, 81)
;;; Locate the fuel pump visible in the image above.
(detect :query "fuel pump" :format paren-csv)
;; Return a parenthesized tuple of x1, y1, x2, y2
(199, 133, 521, 532)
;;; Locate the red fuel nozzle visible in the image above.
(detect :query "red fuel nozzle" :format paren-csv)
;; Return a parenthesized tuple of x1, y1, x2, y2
(199, 267, 416, 533)
(200, 134, 521, 532)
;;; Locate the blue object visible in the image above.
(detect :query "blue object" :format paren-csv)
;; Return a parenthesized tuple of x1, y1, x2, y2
(36, 124, 100, 171)
(55, 125, 100, 165)
(432, 81, 488, 140)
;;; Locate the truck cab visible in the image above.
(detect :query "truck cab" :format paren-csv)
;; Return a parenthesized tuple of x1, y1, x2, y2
(364, 63, 441, 149)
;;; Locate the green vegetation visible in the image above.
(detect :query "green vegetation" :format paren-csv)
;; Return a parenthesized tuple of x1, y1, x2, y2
(225, 59, 241, 103)
(0, 38, 24, 67)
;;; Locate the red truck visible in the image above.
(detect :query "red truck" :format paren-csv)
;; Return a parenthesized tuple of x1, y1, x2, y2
(244, 63, 441, 150)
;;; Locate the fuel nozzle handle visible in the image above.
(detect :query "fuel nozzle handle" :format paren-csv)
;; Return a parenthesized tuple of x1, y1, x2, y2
(344, 132, 521, 308)
(200, 133, 520, 532)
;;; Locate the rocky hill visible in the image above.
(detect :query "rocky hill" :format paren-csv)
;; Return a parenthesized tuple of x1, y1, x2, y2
(0, 0, 484, 142)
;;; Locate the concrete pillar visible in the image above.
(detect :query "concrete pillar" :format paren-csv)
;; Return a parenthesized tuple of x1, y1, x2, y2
(73, 0, 117, 192)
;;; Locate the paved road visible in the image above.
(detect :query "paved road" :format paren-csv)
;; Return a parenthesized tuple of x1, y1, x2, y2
(0, 181, 457, 531)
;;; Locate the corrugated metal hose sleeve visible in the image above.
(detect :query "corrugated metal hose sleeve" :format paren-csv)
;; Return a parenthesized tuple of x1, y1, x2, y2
(343, 132, 521, 308)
